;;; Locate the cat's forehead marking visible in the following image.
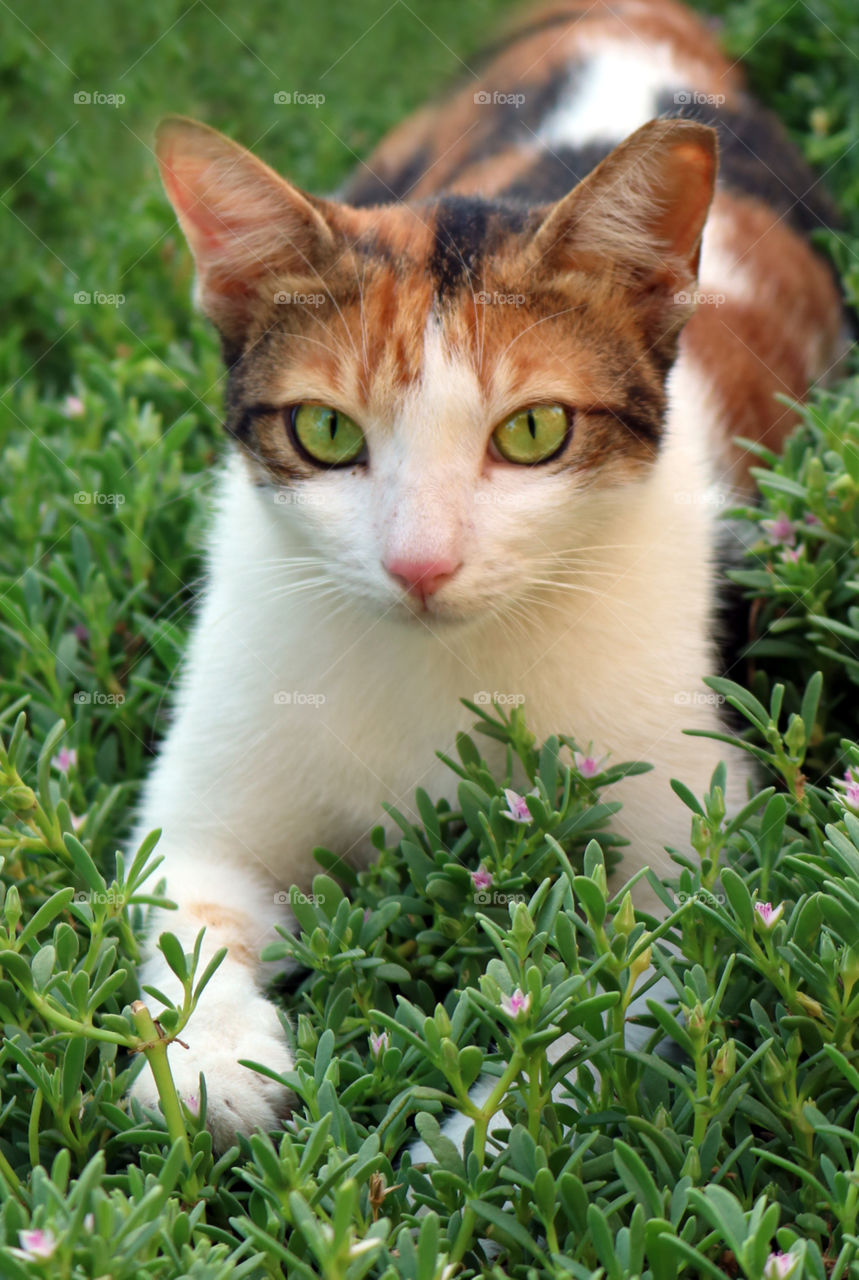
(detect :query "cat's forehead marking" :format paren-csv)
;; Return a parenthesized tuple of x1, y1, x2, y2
(427, 196, 531, 305)
(429, 197, 490, 300)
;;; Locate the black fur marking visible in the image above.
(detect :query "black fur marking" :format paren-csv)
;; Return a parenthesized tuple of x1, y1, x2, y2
(655, 90, 840, 236)
(227, 401, 282, 442)
(344, 148, 434, 208)
(429, 197, 491, 299)
(440, 67, 580, 194)
(604, 379, 667, 445)
(500, 142, 615, 203)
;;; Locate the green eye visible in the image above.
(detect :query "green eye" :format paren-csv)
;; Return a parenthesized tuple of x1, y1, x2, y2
(291, 404, 366, 466)
(491, 404, 570, 465)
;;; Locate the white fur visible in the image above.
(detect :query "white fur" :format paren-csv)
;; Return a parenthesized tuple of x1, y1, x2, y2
(538, 43, 690, 149)
(129, 323, 750, 1140)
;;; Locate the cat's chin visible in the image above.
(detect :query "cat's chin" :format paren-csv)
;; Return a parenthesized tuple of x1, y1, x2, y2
(391, 596, 480, 629)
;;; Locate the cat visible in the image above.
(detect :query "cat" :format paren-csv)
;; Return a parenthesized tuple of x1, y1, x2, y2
(129, 0, 846, 1150)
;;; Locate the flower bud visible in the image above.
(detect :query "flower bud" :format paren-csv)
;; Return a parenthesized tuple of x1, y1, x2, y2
(613, 892, 636, 937)
(712, 1038, 736, 1082)
(785, 713, 807, 757)
(795, 991, 824, 1019)
(687, 1002, 707, 1041)
(841, 944, 859, 988)
(297, 1014, 317, 1052)
(763, 1048, 786, 1087)
(3, 785, 37, 811)
(628, 945, 652, 985)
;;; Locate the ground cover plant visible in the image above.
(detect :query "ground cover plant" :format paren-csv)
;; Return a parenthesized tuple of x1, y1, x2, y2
(2, 0, 859, 1276)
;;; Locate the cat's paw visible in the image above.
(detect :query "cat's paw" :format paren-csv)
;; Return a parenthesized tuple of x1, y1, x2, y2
(128, 993, 295, 1151)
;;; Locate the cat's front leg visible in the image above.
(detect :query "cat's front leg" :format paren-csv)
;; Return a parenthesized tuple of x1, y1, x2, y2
(128, 849, 295, 1151)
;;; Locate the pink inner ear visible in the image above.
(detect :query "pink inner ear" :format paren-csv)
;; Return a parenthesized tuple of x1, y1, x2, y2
(160, 146, 230, 251)
(656, 142, 717, 262)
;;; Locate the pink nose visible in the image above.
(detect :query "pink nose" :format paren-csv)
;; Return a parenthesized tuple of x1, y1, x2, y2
(384, 555, 461, 601)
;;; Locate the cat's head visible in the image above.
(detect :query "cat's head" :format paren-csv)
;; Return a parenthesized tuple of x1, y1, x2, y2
(156, 115, 716, 624)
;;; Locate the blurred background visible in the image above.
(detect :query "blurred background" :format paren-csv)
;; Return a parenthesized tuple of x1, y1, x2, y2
(0, 0, 857, 834)
(1, 0, 858, 389)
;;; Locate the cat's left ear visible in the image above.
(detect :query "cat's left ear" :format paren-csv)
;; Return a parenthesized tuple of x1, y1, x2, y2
(531, 118, 717, 292)
(155, 116, 336, 338)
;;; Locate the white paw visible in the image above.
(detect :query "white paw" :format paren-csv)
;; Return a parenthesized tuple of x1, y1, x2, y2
(129, 992, 295, 1151)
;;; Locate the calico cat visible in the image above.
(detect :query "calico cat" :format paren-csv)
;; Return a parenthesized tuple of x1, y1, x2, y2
(130, 0, 846, 1149)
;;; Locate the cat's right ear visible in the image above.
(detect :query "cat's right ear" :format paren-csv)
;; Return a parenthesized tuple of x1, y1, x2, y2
(155, 116, 335, 337)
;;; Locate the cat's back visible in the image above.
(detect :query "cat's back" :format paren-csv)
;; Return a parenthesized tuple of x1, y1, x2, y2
(344, 0, 845, 481)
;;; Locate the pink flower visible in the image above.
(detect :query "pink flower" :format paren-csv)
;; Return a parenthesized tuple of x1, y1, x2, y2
(51, 747, 77, 773)
(12, 1229, 57, 1260)
(184, 1092, 199, 1117)
(574, 750, 605, 779)
(833, 769, 859, 812)
(369, 1031, 389, 1058)
(804, 512, 821, 525)
(501, 788, 532, 824)
(471, 865, 492, 891)
(763, 1252, 797, 1279)
(754, 901, 784, 929)
(780, 546, 803, 565)
(61, 394, 85, 418)
(500, 988, 531, 1018)
(761, 512, 796, 546)
(70, 813, 85, 832)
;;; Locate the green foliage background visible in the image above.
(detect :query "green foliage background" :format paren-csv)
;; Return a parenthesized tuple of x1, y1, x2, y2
(3, 0, 859, 1277)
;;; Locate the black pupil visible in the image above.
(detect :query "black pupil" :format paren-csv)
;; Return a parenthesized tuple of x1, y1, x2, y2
(327, 410, 338, 440)
(527, 410, 537, 439)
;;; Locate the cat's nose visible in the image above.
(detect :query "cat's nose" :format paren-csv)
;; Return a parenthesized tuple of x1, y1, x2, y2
(384, 555, 462, 601)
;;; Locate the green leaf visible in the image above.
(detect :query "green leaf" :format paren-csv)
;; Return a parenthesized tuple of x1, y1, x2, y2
(721, 867, 754, 932)
(573, 875, 606, 927)
(16, 888, 76, 950)
(157, 931, 188, 983)
(614, 1138, 664, 1218)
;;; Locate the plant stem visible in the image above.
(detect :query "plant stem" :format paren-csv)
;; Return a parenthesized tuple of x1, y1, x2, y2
(0, 1144, 27, 1203)
(130, 1000, 199, 1199)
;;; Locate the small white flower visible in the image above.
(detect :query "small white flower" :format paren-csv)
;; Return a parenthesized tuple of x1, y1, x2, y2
(11, 1228, 58, 1260)
(500, 987, 531, 1018)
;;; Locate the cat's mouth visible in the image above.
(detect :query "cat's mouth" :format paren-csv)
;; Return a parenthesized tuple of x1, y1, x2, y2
(383, 582, 477, 627)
